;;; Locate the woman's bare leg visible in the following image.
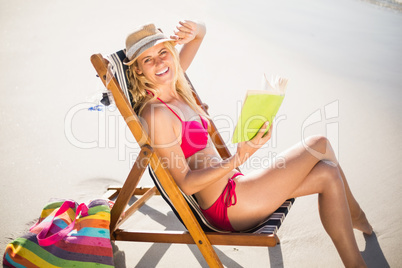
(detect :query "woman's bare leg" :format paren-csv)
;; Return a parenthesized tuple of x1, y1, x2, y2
(231, 135, 341, 224)
(338, 166, 373, 234)
(229, 135, 368, 267)
(289, 162, 366, 267)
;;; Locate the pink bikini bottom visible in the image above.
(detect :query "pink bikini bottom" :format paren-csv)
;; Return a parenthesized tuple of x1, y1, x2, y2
(200, 172, 243, 231)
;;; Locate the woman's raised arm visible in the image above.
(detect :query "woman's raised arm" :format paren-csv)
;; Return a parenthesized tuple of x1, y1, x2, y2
(170, 20, 206, 72)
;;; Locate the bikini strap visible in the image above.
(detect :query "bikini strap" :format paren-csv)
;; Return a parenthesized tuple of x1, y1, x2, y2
(146, 90, 182, 122)
(199, 115, 208, 129)
(156, 97, 183, 122)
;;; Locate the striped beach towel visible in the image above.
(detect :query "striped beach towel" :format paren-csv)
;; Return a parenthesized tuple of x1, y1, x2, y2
(3, 199, 114, 267)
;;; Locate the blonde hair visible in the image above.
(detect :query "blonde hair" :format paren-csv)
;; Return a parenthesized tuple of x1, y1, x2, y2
(127, 41, 203, 116)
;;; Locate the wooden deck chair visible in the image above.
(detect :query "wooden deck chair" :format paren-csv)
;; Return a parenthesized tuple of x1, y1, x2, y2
(90, 50, 295, 268)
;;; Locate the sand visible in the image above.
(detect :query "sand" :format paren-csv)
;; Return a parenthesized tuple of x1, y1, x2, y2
(1, 0, 401, 267)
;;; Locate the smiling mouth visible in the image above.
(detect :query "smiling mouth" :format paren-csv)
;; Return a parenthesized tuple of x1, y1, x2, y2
(156, 67, 169, 76)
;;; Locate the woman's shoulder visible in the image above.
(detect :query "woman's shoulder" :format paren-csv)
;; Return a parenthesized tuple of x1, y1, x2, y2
(140, 100, 179, 129)
(140, 99, 182, 144)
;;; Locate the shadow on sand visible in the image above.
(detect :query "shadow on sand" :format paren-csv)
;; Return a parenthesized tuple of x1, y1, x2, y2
(108, 196, 389, 267)
(361, 232, 390, 268)
(110, 198, 285, 267)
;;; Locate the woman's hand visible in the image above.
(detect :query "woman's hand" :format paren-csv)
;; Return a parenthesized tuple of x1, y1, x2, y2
(175, 20, 206, 72)
(171, 20, 206, 45)
(234, 121, 273, 166)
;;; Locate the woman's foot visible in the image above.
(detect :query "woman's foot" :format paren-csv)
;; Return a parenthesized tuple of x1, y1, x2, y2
(352, 210, 373, 235)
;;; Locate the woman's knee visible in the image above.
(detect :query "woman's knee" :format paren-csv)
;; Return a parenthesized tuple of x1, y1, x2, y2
(316, 162, 343, 192)
(304, 135, 330, 152)
(303, 135, 337, 163)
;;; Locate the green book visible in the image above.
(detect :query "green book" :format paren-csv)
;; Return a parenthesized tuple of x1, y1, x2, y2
(232, 75, 288, 143)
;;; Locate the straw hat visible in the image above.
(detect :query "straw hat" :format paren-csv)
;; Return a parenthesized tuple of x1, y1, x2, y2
(123, 23, 173, 65)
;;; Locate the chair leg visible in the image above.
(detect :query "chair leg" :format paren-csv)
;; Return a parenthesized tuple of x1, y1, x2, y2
(109, 145, 153, 233)
(150, 155, 224, 268)
(115, 186, 158, 228)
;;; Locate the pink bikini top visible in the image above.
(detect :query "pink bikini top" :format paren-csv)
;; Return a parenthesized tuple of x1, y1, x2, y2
(156, 97, 209, 158)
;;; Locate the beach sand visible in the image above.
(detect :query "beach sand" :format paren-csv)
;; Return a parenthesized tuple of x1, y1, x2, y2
(1, 0, 401, 267)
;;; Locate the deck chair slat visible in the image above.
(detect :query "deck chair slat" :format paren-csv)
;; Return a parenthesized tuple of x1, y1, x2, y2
(90, 54, 150, 147)
(114, 230, 278, 247)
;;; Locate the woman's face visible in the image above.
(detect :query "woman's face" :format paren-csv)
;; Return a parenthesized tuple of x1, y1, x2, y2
(135, 42, 175, 88)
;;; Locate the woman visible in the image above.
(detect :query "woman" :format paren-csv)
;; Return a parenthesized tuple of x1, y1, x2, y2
(123, 20, 372, 267)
